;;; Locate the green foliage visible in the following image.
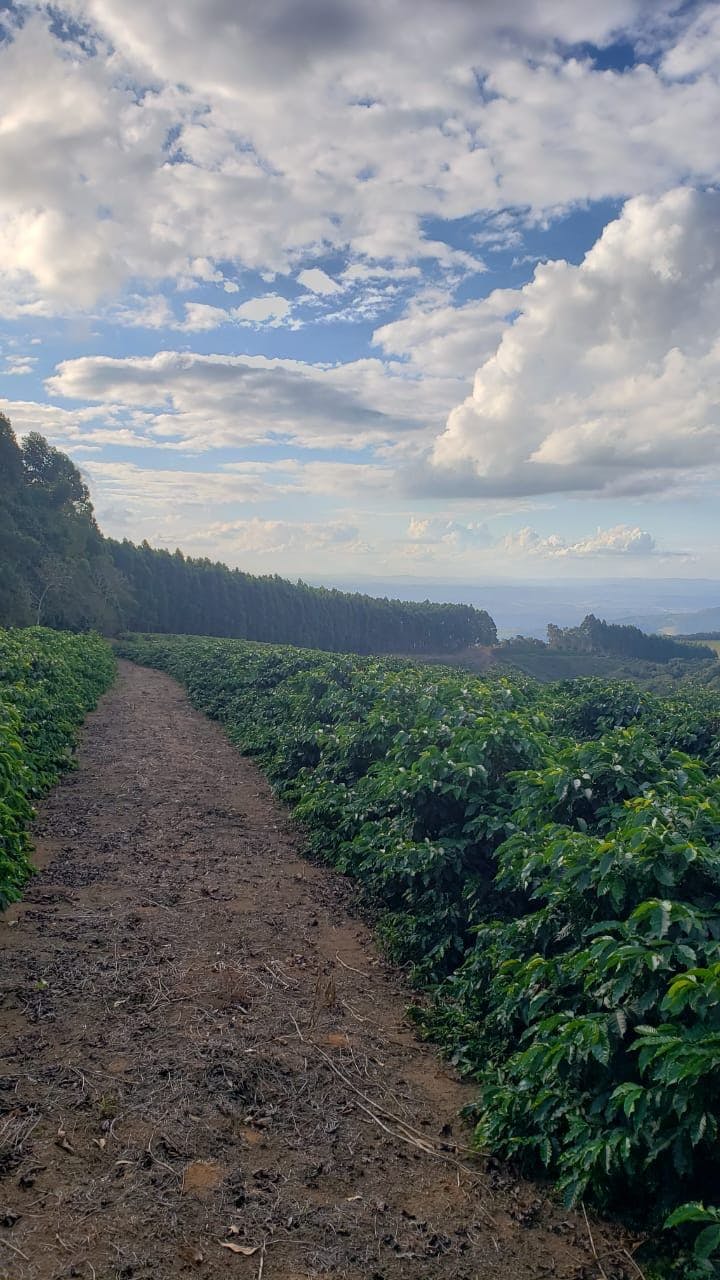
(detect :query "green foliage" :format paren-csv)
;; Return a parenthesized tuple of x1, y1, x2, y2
(664, 1204, 720, 1276)
(548, 614, 716, 664)
(117, 633, 720, 1271)
(108, 537, 497, 653)
(1, 410, 497, 652)
(0, 627, 115, 908)
(0, 414, 131, 632)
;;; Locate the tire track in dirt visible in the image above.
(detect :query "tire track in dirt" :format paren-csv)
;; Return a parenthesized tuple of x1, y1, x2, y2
(0, 660, 634, 1280)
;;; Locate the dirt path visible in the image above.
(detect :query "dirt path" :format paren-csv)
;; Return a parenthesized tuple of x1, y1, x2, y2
(1, 661, 634, 1280)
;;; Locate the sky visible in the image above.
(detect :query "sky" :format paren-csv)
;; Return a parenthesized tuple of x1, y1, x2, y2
(1, 0, 720, 587)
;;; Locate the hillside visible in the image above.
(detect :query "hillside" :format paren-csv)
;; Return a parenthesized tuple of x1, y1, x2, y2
(617, 604, 720, 636)
(420, 634, 719, 692)
(0, 413, 495, 654)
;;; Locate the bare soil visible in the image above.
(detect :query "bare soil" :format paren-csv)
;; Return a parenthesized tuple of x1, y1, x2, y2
(1, 661, 639, 1280)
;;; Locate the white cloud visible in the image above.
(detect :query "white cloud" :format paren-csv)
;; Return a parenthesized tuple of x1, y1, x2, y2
(172, 296, 292, 330)
(69, 0, 653, 99)
(407, 516, 492, 548)
(84, 459, 276, 510)
(0, 396, 153, 450)
(222, 458, 393, 497)
(374, 288, 520, 378)
(3, 355, 38, 376)
(297, 268, 342, 295)
(178, 302, 230, 331)
(499, 524, 659, 558)
(82, 455, 390, 513)
(1, 5, 720, 312)
(233, 294, 291, 323)
(114, 295, 175, 329)
(422, 188, 720, 499)
(191, 517, 367, 557)
(342, 264, 421, 283)
(45, 349, 461, 451)
(75, 457, 378, 562)
(661, 4, 720, 79)
(402, 517, 661, 564)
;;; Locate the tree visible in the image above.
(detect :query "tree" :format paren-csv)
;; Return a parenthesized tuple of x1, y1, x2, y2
(31, 555, 76, 625)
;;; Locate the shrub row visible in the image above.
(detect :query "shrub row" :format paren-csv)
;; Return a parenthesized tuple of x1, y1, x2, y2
(118, 634, 720, 1276)
(0, 627, 115, 907)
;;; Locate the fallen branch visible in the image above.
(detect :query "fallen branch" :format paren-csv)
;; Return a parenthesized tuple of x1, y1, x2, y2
(581, 1202, 609, 1280)
(622, 1246, 648, 1280)
(335, 952, 370, 979)
(1, 1236, 30, 1261)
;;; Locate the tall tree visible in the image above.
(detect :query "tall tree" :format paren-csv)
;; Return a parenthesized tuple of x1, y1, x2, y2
(1, 414, 497, 653)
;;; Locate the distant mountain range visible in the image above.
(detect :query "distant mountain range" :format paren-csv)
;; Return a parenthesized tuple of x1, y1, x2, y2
(316, 576, 720, 640)
(617, 605, 720, 636)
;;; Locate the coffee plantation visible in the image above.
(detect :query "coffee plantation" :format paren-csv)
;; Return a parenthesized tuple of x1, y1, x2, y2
(118, 632, 720, 1275)
(0, 627, 115, 908)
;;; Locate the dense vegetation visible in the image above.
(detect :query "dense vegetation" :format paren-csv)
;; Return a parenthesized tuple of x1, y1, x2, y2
(119, 633, 720, 1276)
(0, 413, 495, 654)
(492, 636, 719, 690)
(0, 627, 115, 907)
(107, 537, 496, 652)
(0, 414, 129, 632)
(548, 614, 716, 664)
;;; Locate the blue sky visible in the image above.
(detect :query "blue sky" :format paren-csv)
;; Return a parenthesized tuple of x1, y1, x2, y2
(1, 0, 720, 585)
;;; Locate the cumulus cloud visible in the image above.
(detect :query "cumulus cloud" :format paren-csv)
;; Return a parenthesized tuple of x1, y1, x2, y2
(374, 288, 520, 378)
(2, 4, 720, 311)
(401, 517, 663, 565)
(499, 524, 660, 558)
(661, 4, 720, 78)
(171, 295, 292, 330)
(297, 268, 342, 296)
(234, 294, 292, 323)
(422, 188, 720, 499)
(177, 303, 229, 332)
(114, 295, 176, 329)
(407, 516, 493, 549)
(68, 0, 655, 95)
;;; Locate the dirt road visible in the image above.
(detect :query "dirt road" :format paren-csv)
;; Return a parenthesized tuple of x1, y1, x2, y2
(0, 661, 634, 1279)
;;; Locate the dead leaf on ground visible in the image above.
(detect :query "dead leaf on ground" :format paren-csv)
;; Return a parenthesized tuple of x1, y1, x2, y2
(219, 1241, 260, 1255)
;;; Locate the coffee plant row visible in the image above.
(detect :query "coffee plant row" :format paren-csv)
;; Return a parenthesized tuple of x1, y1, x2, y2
(0, 627, 115, 908)
(119, 633, 720, 1275)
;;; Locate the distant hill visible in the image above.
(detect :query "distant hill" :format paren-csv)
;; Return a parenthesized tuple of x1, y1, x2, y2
(617, 605, 720, 635)
(320, 576, 720, 640)
(544, 614, 715, 663)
